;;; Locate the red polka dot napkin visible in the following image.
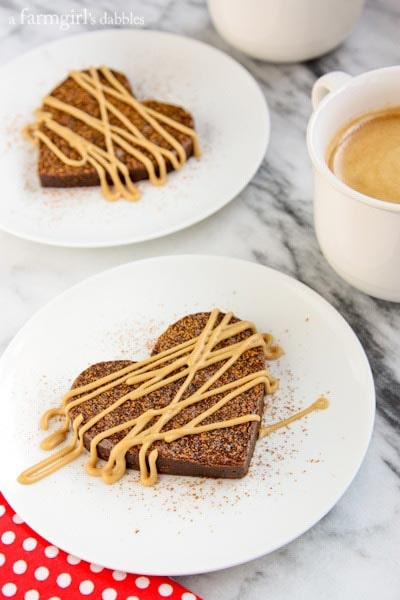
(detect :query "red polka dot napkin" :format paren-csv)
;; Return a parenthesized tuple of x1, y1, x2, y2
(0, 493, 201, 600)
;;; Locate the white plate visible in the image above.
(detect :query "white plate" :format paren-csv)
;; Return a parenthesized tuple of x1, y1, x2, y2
(0, 30, 269, 247)
(0, 256, 375, 575)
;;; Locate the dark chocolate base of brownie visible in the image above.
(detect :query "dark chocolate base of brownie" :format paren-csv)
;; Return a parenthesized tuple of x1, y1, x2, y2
(69, 313, 266, 480)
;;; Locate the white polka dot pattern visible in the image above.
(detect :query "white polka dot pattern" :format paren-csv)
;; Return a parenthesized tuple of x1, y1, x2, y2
(135, 575, 150, 589)
(112, 569, 127, 581)
(12, 514, 24, 524)
(79, 579, 95, 595)
(159, 583, 174, 596)
(22, 537, 37, 551)
(1, 531, 16, 545)
(13, 559, 27, 574)
(34, 566, 49, 581)
(24, 591, 39, 600)
(57, 573, 72, 588)
(102, 588, 117, 600)
(0, 492, 200, 599)
(2, 582, 17, 597)
(44, 545, 59, 558)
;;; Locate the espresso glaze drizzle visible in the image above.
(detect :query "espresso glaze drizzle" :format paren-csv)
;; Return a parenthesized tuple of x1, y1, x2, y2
(24, 65, 201, 201)
(259, 397, 329, 438)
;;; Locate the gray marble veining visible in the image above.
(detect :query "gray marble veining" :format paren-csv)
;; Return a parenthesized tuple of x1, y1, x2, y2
(1, 1, 400, 598)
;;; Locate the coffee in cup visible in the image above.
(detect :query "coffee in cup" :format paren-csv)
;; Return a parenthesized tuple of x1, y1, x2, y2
(326, 107, 400, 204)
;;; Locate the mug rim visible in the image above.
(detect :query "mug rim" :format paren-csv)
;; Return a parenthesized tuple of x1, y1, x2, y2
(307, 65, 400, 214)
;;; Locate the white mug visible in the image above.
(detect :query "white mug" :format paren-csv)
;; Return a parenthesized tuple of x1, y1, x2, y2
(208, 0, 364, 63)
(307, 66, 400, 302)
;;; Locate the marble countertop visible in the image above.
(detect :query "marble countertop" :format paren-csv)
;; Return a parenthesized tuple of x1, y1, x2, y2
(1, 1, 400, 598)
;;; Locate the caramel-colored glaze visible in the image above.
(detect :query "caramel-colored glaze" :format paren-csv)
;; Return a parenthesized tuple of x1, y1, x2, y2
(327, 106, 400, 203)
(23, 65, 201, 202)
(259, 397, 329, 438)
(18, 310, 282, 487)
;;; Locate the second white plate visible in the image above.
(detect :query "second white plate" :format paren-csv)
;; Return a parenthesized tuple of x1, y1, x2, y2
(0, 256, 375, 575)
(0, 29, 269, 247)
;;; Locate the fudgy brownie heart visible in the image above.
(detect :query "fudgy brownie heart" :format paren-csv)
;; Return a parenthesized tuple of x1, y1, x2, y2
(24, 66, 200, 201)
(18, 310, 282, 487)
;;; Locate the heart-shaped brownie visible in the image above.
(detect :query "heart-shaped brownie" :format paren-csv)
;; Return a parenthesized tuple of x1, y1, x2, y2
(24, 66, 200, 201)
(18, 310, 281, 487)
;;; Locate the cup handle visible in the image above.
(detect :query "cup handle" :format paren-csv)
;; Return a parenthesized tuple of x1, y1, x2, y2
(311, 71, 353, 111)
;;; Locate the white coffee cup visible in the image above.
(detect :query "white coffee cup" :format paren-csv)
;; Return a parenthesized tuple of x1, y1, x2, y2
(307, 66, 400, 302)
(208, 0, 364, 63)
